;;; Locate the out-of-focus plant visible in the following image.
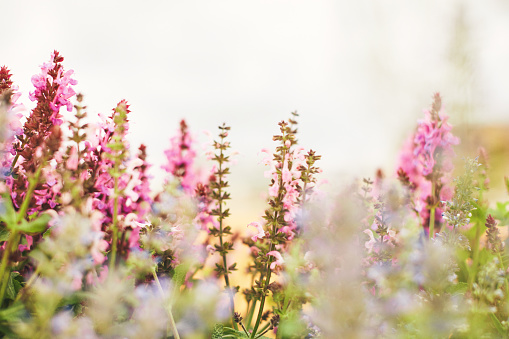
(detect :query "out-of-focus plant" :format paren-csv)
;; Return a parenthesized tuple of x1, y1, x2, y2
(2, 54, 509, 339)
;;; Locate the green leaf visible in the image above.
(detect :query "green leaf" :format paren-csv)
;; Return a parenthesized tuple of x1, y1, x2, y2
(0, 194, 18, 228)
(221, 327, 271, 339)
(6, 272, 21, 301)
(173, 263, 189, 289)
(212, 324, 224, 339)
(490, 313, 506, 336)
(222, 327, 248, 338)
(0, 228, 10, 242)
(446, 282, 468, 296)
(13, 214, 51, 234)
(0, 302, 25, 336)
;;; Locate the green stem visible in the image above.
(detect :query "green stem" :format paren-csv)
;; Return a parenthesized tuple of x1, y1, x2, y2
(254, 322, 271, 338)
(0, 231, 19, 306)
(251, 144, 288, 338)
(153, 270, 180, 339)
(469, 190, 485, 291)
(0, 167, 42, 305)
(429, 179, 436, 240)
(245, 273, 259, 328)
(250, 267, 272, 338)
(217, 145, 237, 330)
(109, 172, 119, 272)
(469, 219, 483, 291)
(245, 297, 258, 329)
(251, 208, 279, 337)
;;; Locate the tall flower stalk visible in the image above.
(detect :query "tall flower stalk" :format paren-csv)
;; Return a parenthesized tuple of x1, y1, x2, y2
(105, 101, 130, 270)
(397, 93, 459, 239)
(250, 120, 296, 338)
(209, 124, 238, 329)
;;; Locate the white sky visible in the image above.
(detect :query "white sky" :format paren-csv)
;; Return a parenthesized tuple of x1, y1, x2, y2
(2, 0, 509, 220)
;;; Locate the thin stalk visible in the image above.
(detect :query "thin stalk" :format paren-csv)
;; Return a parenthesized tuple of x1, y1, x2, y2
(245, 295, 258, 329)
(245, 273, 260, 328)
(251, 144, 287, 338)
(0, 167, 42, 305)
(109, 171, 119, 271)
(429, 179, 436, 240)
(468, 222, 482, 290)
(153, 270, 180, 339)
(250, 261, 273, 338)
(239, 321, 250, 336)
(0, 231, 19, 305)
(217, 145, 237, 329)
(469, 190, 485, 290)
(255, 322, 271, 337)
(255, 327, 272, 339)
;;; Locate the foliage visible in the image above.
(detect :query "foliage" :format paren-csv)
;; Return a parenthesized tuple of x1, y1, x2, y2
(0, 52, 508, 339)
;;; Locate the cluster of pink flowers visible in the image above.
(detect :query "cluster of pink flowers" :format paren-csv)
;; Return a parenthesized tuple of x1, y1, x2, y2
(397, 93, 459, 229)
(413, 93, 459, 177)
(28, 51, 77, 126)
(0, 66, 24, 177)
(260, 144, 308, 241)
(162, 120, 217, 232)
(162, 119, 198, 193)
(88, 101, 152, 251)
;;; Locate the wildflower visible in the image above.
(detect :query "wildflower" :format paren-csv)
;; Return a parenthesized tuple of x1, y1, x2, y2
(397, 93, 459, 237)
(162, 119, 197, 192)
(413, 93, 459, 177)
(267, 250, 284, 273)
(485, 214, 503, 254)
(248, 222, 265, 242)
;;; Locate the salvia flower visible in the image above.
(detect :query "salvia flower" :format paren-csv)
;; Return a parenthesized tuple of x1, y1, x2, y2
(413, 93, 459, 177)
(485, 214, 503, 254)
(397, 93, 459, 234)
(162, 119, 197, 193)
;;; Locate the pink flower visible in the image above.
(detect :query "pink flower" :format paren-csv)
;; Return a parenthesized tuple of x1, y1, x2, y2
(268, 182, 279, 197)
(413, 93, 459, 176)
(248, 222, 265, 242)
(162, 119, 197, 193)
(66, 146, 78, 170)
(206, 244, 216, 254)
(267, 250, 284, 273)
(363, 229, 377, 253)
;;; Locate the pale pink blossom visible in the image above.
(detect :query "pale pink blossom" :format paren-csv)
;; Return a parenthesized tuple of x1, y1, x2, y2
(248, 222, 265, 242)
(206, 244, 216, 254)
(66, 146, 78, 170)
(267, 250, 284, 273)
(363, 229, 377, 253)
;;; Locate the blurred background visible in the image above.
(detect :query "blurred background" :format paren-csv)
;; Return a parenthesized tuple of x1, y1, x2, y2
(2, 0, 509, 227)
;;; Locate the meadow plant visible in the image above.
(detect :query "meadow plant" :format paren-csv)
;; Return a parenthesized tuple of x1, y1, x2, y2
(1, 53, 509, 339)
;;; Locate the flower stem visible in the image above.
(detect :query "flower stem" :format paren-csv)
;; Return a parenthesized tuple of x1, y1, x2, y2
(251, 142, 288, 338)
(250, 264, 272, 338)
(429, 179, 436, 240)
(0, 230, 19, 306)
(245, 296, 258, 329)
(109, 171, 119, 271)
(0, 166, 42, 305)
(153, 270, 180, 339)
(217, 146, 237, 329)
(255, 326, 272, 339)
